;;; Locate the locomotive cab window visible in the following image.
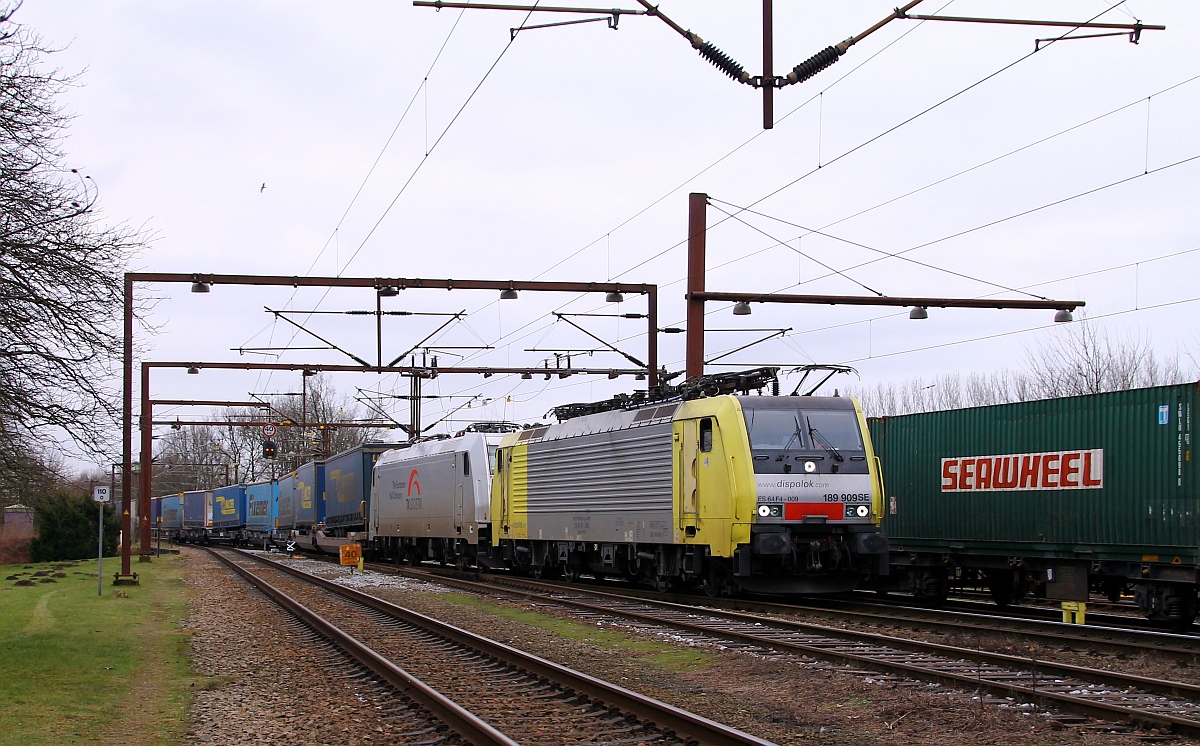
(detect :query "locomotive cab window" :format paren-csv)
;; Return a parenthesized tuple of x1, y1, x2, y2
(804, 411, 864, 451)
(745, 409, 804, 451)
(462, 452, 470, 476)
(699, 418, 713, 453)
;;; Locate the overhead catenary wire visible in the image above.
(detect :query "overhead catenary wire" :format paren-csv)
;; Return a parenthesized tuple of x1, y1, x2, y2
(706, 200, 884, 297)
(709, 198, 1051, 302)
(369, 3, 1192, 422)
(527, 2, 954, 284)
(439, 4, 969, 376)
(611, 3, 1140, 284)
(483, 149, 1200, 374)
(246, 2, 1180, 431)
(253, 3, 542, 397)
(698, 243, 1200, 366)
(246, 5, 473, 394)
(839, 295, 1200, 367)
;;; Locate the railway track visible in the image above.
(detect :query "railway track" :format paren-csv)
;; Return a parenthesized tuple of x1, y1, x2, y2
(208, 547, 775, 746)
(857, 592, 1194, 633)
(767, 595, 1200, 661)
(327, 559, 1200, 738)
(291, 546, 1200, 659)
(490, 572, 1200, 662)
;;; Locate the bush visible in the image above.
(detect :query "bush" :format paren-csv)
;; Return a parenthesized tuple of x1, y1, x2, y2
(28, 490, 120, 561)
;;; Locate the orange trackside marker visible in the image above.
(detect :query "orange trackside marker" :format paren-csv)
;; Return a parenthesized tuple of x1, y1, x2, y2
(339, 544, 362, 570)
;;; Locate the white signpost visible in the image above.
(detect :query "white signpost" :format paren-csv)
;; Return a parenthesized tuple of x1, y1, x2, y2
(93, 486, 110, 596)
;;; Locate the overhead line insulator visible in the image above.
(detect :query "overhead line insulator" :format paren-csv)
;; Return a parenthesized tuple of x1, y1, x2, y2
(783, 38, 853, 87)
(691, 34, 751, 85)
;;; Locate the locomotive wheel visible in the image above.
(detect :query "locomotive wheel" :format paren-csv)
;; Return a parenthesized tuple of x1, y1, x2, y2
(700, 566, 724, 602)
(564, 567, 581, 583)
(701, 575, 722, 598)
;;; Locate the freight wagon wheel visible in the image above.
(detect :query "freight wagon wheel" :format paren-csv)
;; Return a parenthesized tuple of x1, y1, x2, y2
(985, 570, 1019, 607)
(1102, 577, 1126, 604)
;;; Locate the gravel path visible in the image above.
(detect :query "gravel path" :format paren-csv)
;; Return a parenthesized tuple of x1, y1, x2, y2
(183, 548, 1182, 745)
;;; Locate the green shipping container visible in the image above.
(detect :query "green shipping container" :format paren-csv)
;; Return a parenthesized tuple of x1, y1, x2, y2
(867, 382, 1198, 623)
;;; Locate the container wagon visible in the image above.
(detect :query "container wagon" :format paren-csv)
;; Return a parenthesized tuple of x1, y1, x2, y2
(294, 461, 325, 528)
(210, 484, 247, 544)
(273, 473, 296, 546)
(180, 489, 211, 543)
(158, 494, 183, 541)
(245, 480, 277, 547)
(868, 382, 1198, 624)
(324, 444, 402, 534)
(151, 496, 163, 536)
(314, 443, 402, 553)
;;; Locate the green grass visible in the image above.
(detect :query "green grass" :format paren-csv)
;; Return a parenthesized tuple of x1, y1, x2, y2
(431, 593, 715, 673)
(0, 555, 196, 746)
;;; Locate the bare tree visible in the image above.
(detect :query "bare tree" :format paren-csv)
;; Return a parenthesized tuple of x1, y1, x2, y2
(1022, 317, 1188, 398)
(0, 8, 143, 502)
(262, 373, 385, 472)
(148, 374, 388, 492)
(852, 318, 1195, 417)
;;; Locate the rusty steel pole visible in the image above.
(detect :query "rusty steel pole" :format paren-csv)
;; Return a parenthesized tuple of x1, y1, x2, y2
(120, 276, 134, 577)
(139, 363, 153, 559)
(646, 286, 658, 388)
(762, 0, 774, 130)
(685, 193, 708, 380)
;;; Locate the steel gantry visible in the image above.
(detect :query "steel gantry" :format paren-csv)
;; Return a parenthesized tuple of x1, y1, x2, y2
(119, 273, 660, 579)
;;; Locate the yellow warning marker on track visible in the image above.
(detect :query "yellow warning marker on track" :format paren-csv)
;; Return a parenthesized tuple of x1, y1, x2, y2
(1061, 601, 1086, 625)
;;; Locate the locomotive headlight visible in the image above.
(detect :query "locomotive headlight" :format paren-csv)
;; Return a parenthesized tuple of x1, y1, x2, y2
(804, 461, 817, 473)
(856, 505, 870, 517)
(758, 505, 771, 517)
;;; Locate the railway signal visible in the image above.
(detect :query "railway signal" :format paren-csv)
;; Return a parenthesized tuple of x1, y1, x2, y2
(262, 440, 277, 460)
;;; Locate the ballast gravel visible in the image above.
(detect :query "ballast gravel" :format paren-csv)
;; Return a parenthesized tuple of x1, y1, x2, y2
(184, 549, 1176, 745)
(182, 549, 440, 745)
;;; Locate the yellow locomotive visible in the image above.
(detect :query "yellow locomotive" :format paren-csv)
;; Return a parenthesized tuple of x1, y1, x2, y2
(491, 371, 888, 595)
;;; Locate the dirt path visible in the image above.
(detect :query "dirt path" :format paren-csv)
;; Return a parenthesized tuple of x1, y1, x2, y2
(96, 557, 193, 746)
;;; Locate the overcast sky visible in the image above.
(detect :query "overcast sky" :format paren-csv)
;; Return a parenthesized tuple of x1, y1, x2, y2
(18, 1, 1200, 462)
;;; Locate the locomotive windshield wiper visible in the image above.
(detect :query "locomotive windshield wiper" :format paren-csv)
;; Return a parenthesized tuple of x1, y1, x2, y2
(776, 422, 803, 459)
(808, 425, 845, 462)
